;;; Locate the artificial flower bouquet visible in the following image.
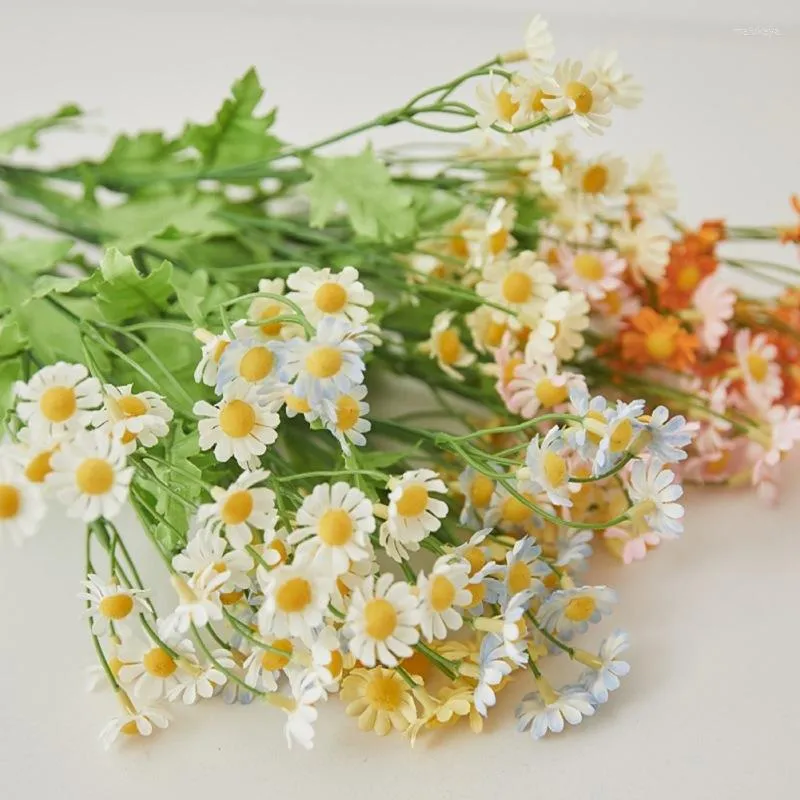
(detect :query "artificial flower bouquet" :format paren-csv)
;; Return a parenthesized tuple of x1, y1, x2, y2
(0, 15, 798, 750)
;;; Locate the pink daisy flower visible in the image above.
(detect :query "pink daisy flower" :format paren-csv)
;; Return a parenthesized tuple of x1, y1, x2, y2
(734, 330, 782, 410)
(692, 277, 734, 353)
(558, 247, 625, 301)
(507, 360, 586, 419)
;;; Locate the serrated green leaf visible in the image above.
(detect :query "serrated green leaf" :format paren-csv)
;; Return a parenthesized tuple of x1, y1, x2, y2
(171, 268, 238, 326)
(182, 68, 281, 173)
(303, 148, 415, 242)
(95, 248, 174, 322)
(0, 104, 82, 156)
(29, 273, 95, 300)
(97, 131, 196, 182)
(0, 318, 27, 357)
(0, 237, 74, 306)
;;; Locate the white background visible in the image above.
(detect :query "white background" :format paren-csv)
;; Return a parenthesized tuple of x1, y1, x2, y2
(1, 2, 799, 798)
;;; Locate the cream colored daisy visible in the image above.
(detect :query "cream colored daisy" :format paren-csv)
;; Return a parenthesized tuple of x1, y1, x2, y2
(48, 429, 133, 522)
(171, 528, 254, 599)
(195, 378, 280, 469)
(288, 481, 375, 575)
(100, 705, 170, 749)
(380, 469, 449, 561)
(507, 76, 553, 129)
(6, 426, 63, 486)
(193, 321, 248, 386)
(247, 278, 301, 341)
(536, 131, 577, 198)
(475, 75, 522, 131)
(341, 667, 417, 736)
(465, 305, 512, 354)
(525, 290, 590, 364)
(0, 459, 46, 545)
(257, 550, 333, 646)
(476, 251, 556, 327)
(590, 49, 643, 109)
(117, 631, 195, 701)
(627, 154, 678, 214)
(524, 14, 555, 75)
(571, 154, 627, 202)
(345, 573, 420, 667)
(464, 198, 518, 270)
(243, 637, 295, 692)
(508, 360, 586, 419)
(319, 383, 371, 452)
(196, 468, 278, 550)
(612, 215, 670, 283)
(92, 384, 173, 453)
(416, 556, 472, 642)
(79, 574, 148, 636)
(287, 265, 374, 325)
(15, 362, 101, 438)
(540, 59, 612, 135)
(419, 310, 476, 381)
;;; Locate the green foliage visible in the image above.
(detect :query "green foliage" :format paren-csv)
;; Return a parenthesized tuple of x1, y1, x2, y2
(0, 104, 82, 156)
(303, 147, 416, 242)
(0, 237, 73, 305)
(96, 131, 196, 182)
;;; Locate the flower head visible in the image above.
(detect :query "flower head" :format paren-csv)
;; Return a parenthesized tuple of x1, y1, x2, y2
(287, 265, 374, 325)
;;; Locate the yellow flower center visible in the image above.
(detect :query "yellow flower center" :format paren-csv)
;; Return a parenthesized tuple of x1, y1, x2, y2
(120, 721, 140, 736)
(335, 394, 360, 431)
(573, 253, 604, 281)
(285, 392, 311, 415)
(221, 489, 254, 525)
(75, 458, 114, 496)
(485, 320, 507, 348)
(565, 81, 594, 115)
(581, 164, 609, 194)
(464, 546, 486, 575)
(117, 394, 148, 417)
(437, 329, 462, 365)
(706, 450, 731, 475)
(508, 560, 533, 594)
(364, 598, 398, 640)
(395, 483, 429, 517)
(212, 339, 230, 363)
(327, 649, 344, 678)
(501, 493, 533, 524)
(489, 228, 509, 255)
(98, 593, 134, 620)
(318, 508, 353, 546)
(239, 346, 275, 382)
(542, 450, 568, 487)
(535, 378, 569, 407)
(142, 647, 177, 678)
(267, 539, 288, 565)
(0, 484, 21, 519)
(585, 409, 607, 444)
(39, 386, 77, 423)
(502, 356, 523, 386)
(430, 575, 456, 613)
(25, 449, 54, 483)
(365, 671, 404, 710)
(610, 418, 634, 452)
(564, 595, 596, 622)
(275, 577, 312, 614)
(108, 657, 124, 678)
(219, 399, 256, 438)
(305, 346, 343, 379)
(532, 89, 555, 113)
(677, 263, 701, 292)
(645, 329, 677, 361)
(501, 270, 533, 304)
(261, 638, 293, 671)
(257, 303, 285, 337)
(469, 474, 494, 508)
(496, 88, 520, 121)
(314, 282, 348, 313)
(747, 353, 769, 383)
(220, 590, 244, 605)
(467, 582, 486, 607)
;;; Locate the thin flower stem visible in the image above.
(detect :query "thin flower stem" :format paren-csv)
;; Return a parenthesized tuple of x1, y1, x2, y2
(190, 623, 265, 697)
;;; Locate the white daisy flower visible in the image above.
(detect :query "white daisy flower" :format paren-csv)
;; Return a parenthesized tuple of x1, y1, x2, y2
(193, 321, 248, 386)
(489, 537, 544, 605)
(536, 131, 576, 197)
(612, 215, 670, 283)
(594, 399, 646, 472)
(278, 316, 366, 405)
(345, 573, 420, 667)
(118, 631, 193, 701)
(734, 329, 782, 410)
(79, 574, 148, 636)
(566, 385, 610, 460)
(15, 361, 101, 438)
(162, 567, 227, 636)
(257, 551, 333, 647)
(464, 198, 517, 269)
(419, 310, 476, 381)
(555, 528, 594, 570)
(558, 247, 626, 302)
(476, 251, 556, 327)
(589, 49, 643, 109)
(580, 629, 631, 703)
(628, 460, 684, 538)
(538, 585, 617, 640)
(483, 483, 539, 533)
(474, 633, 513, 717)
(196, 468, 277, 550)
(48, 429, 133, 522)
(457, 468, 496, 526)
(308, 625, 346, 691)
(92, 384, 173, 453)
(247, 277, 300, 341)
(100, 704, 170, 749)
(508, 359, 586, 419)
(524, 290, 590, 365)
(195, 378, 280, 469)
(416, 555, 472, 642)
(516, 683, 596, 739)
(628, 153, 677, 214)
(379, 469, 449, 561)
(172, 528, 253, 597)
(288, 481, 375, 575)
(287, 265, 374, 325)
(524, 14, 555, 75)
(0, 459, 46, 545)
(572, 154, 627, 201)
(639, 406, 692, 464)
(318, 383, 371, 453)
(167, 646, 234, 705)
(215, 337, 282, 394)
(6, 426, 64, 485)
(465, 305, 512, 354)
(243, 637, 295, 692)
(475, 75, 522, 131)
(507, 76, 551, 130)
(540, 59, 613, 135)
(523, 427, 572, 507)
(284, 669, 325, 750)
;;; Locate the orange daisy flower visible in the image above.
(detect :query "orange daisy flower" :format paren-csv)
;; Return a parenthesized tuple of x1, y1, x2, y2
(620, 308, 698, 371)
(658, 242, 717, 310)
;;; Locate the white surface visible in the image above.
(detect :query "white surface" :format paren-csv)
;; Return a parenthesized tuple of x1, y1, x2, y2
(1, 3, 799, 798)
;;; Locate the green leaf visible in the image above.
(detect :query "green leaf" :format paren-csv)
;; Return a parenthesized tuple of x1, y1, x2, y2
(97, 131, 196, 182)
(95, 248, 174, 322)
(303, 148, 415, 242)
(0, 358, 23, 429)
(0, 237, 74, 306)
(14, 299, 86, 363)
(0, 318, 27, 357)
(0, 104, 82, 156)
(358, 447, 422, 470)
(182, 68, 281, 172)
(30, 273, 95, 300)
(171, 268, 238, 326)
